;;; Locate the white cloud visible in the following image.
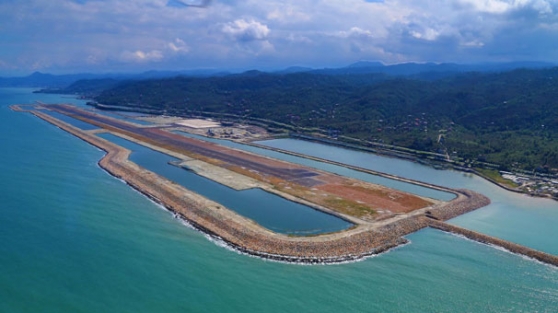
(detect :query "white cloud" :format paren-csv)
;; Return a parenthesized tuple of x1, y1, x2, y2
(267, 5, 311, 23)
(221, 19, 270, 42)
(337, 27, 375, 39)
(457, 0, 555, 14)
(168, 38, 190, 53)
(457, 0, 512, 14)
(120, 50, 164, 62)
(0, 0, 558, 74)
(409, 28, 441, 41)
(286, 33, 313, 44)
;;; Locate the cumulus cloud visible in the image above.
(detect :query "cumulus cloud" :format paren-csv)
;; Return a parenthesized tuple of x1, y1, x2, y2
(221, 19, 270, 42)
(0, 0, 558, 74)
(409, 27, 441, 41)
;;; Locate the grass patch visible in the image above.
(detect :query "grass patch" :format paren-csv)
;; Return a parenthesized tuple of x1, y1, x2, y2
(476, 168, 519, 188)
(323, 197, 375, 218)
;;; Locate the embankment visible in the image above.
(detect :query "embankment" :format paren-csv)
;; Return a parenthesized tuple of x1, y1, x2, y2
(21, 107, 493, 264)
(425, 189, 491, 221)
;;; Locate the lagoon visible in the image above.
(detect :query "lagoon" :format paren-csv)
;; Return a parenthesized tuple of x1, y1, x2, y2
(97, 133, 353, 235)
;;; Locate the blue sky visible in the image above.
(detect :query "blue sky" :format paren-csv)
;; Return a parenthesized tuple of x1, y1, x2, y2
(1, 0, 557, 75)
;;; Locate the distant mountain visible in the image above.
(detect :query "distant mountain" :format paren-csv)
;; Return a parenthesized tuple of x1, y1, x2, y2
(463, 61, 556, 72)
(34, 78, 124, 97)
(346, 61, 384, 68)
(0, 72, 104, 88)
(0, 69, 230, 89)
(275, 66, 314, 74)
(312, 61, 556, 78)
(3, 61, 554, 89)
(134, 69, 231, 79)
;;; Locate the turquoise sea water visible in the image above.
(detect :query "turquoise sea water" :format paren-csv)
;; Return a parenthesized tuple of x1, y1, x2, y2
(1, 88, 557, 312)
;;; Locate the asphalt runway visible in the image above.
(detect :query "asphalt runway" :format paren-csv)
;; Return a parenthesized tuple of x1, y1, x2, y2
(50, 105, 323, 186)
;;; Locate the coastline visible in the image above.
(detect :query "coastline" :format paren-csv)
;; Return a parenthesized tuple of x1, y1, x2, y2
(472, 169, 558, 201)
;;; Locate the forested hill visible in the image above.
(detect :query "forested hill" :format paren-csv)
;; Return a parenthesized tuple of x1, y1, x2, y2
(94, 68, 558, 172)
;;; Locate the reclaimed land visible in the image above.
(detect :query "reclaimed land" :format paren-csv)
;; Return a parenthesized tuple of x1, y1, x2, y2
(10, 103, 516, 264)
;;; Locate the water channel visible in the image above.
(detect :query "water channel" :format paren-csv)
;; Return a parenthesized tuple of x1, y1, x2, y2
(42, 110, 99, 131)
(173, 131, 455, 201)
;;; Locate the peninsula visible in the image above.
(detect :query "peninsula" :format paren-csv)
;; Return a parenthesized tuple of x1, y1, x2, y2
(12, 103, 558, 266)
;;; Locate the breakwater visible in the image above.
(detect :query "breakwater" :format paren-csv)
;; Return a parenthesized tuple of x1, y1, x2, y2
(428, 220, 558, 267)
(18, 106, 495, 264)
(425, 189, 491, 221)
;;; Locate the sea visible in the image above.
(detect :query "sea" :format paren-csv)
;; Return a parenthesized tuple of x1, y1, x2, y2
(1, 88, 557, 312)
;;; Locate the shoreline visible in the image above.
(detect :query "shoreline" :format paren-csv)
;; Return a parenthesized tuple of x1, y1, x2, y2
(472, 169, 558, 201)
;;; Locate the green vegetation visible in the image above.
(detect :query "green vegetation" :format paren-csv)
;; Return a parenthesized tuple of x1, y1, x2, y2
(323, 197, 375, 218)
(92, 68, 558, 173)
(475, 168, 519, 188)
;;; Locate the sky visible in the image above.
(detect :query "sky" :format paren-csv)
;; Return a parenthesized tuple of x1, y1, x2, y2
(1, 0, 558, 75)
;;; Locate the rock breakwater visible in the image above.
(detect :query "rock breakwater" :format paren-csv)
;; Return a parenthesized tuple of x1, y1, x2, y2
(428, 220, 558, 267)
(426, 189, 491, 221)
